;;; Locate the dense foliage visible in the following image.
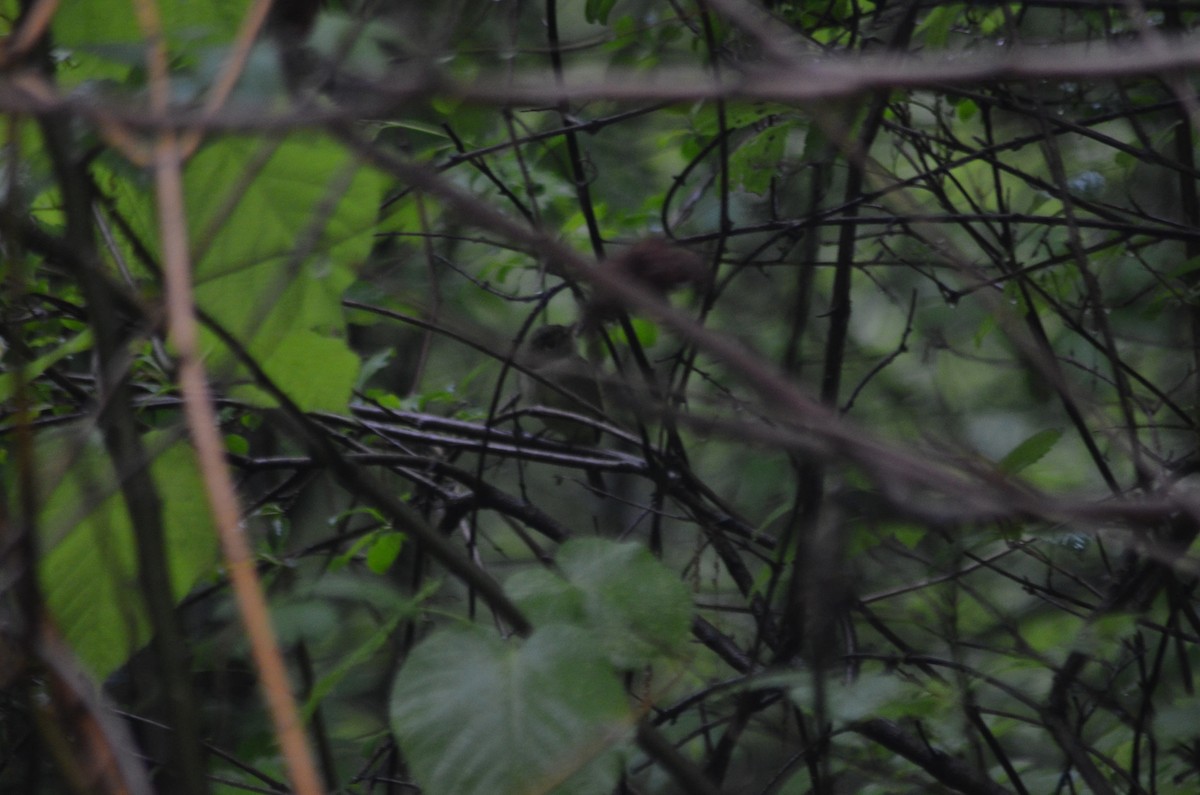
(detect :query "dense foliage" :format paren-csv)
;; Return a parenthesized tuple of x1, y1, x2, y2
(4, 1, 1200, 793)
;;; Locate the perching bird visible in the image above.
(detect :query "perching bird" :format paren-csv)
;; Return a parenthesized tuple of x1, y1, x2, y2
(518, 324, 605, 446)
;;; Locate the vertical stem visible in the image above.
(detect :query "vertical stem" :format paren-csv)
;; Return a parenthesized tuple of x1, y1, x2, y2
(127, 0, 322, 791)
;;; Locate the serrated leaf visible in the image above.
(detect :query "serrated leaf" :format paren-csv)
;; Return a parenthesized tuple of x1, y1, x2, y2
(391, 625, 631, 795)
(998, 428, 1062, 474)
(730, 124, 789, 195)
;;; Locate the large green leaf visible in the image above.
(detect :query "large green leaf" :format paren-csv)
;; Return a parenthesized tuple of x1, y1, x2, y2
(185, 134, 383, 412)
(503, 566, 585, 624)
(51, 0, 252, 85)
(505, 539, 693, 671)
(53, 0, 249, 48)
(391, 625, 631, 795)
(556, 539, 693, 670)
(36, 429, 218, 679)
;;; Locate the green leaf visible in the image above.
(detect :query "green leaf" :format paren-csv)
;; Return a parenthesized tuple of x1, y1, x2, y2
(585, 0, 618, 24)
(0, 329, 93, 402)
(328, 533, 376, 572)
(302, 611, 402, 722)
(691, 103, 783, 137)
(507, 539, 693, 671)
(977, 5, 1012, 35)
(226, 329, 361, 413)
(998, 428, 1062, 474)
(51, 0, 251, 85)
(610, 318, 659, 349)
(36, 429, 218, 679)
(1075, 613, 1137, 656)
(223, 433, 249, 456)
(365, 531, 405, 574)
(730, 124, 790, 195)
(1155, 695, 1200, 739)
(1024, 611, 1078, 658)
(391, 625, 632, 795)
(54, 0, 248, 47)
(558, 538, 693, 669)
(1164, 254, 1200, 280)
(915, 4, 963, 47)
(183, 134, 384, 412)
(506, 567, 588, 627)
(300, 580, 434, 722)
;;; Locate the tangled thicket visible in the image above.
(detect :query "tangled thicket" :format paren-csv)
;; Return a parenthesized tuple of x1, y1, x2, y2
(5, 2, 1200, 794)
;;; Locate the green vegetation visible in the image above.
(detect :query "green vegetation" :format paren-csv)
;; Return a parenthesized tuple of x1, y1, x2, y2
(3, 1, 1200, 793)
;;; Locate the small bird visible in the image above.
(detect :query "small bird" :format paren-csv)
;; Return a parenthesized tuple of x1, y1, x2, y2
(519, 324, 605, 446)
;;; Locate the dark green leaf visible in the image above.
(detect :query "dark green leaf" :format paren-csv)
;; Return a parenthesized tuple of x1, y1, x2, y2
(558, 539, 693, 669)
(391, 625, 631, 795)
(998, 429, 1063, 475)
(585, 0, 618, 25)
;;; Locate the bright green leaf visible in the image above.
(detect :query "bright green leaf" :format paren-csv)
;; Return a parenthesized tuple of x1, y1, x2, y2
(182, 134, 383, 412)
(51, 0, 250, 85)
(365, 531, 405, 574)
(612, 318, 659, 349)
(328, 533, 376, 572)
(227, 329, 360, 412)
(36, 429, 218, 679)
(223, 433, 249, 456)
